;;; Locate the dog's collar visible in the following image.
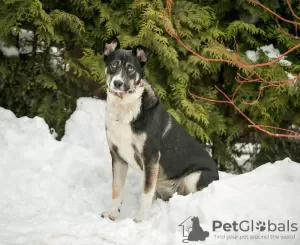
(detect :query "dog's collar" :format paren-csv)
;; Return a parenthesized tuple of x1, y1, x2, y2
(108, 80, 143, 99)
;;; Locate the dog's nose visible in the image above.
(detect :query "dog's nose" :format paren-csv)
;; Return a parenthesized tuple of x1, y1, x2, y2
(113, 80, 123, 89)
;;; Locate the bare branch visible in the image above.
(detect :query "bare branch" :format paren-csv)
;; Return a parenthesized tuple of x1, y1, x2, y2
(165, 0, 300, 138)
(285, 0, 300, 22)
(248, 0, 300, 26)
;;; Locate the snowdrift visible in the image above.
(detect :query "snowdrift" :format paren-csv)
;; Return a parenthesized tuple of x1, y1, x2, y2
(0, 98, 299, 245)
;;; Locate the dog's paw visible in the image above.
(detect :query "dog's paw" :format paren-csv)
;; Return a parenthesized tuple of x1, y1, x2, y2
(133, 213, 145, 223)
(133, 218, 143, 223)
(101, 211, 119, 221)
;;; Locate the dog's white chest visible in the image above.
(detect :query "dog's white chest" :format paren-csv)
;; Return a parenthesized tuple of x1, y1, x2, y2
(106, 122, 145, 173)
(106, 92, 146, 173)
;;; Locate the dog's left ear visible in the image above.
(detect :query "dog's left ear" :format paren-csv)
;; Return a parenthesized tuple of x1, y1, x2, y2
(103, 37, 120, 57)
(133, 45, 152, 64)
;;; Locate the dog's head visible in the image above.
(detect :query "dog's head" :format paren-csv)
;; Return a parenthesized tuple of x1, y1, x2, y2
(103, 37, 152, 96)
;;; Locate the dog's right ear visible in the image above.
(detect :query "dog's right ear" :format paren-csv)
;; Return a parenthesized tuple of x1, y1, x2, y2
(103, 37, 120, 57)
(132, 45, 152, 65)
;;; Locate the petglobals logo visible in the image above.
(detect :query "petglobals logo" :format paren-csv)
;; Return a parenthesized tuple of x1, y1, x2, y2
(178, 217, 298, 243)
(179, 216, 210, 243)
(212, 220, 298, 232)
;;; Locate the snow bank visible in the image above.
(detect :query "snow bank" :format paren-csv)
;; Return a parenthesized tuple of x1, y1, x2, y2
(0, 98, 300, 245)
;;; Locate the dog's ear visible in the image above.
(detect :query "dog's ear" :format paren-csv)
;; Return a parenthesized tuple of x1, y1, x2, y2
(132, 45, 152, 64)
(103, 37, 120, 57)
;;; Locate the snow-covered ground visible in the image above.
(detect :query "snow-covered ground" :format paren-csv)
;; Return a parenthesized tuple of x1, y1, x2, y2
(0, 98, 300, 245)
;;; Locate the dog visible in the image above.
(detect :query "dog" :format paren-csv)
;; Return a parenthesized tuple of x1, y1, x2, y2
(101, 37, 219, 223)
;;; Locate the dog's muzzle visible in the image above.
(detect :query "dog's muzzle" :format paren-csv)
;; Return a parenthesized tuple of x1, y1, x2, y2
(108, 80, 143, 99)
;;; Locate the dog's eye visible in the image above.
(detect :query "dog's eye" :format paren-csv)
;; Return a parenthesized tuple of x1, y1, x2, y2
(127, 66, 135, 73)
(111, 61, 119, 69)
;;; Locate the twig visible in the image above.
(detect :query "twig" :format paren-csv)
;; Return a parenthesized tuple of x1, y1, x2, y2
(165, 0, 300, 138)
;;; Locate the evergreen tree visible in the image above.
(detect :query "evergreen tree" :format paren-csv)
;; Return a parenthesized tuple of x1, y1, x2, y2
(0, 0, 299, 172)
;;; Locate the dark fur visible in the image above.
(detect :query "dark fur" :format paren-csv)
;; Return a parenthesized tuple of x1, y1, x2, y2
(131, 89, 219, 189)
(102, 37, 219, 221)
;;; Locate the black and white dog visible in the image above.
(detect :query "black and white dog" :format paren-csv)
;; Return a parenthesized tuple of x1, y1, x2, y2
(101, 37, 219, 223)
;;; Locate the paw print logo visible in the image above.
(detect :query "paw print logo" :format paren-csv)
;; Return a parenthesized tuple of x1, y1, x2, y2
(256, 221, 266, 231)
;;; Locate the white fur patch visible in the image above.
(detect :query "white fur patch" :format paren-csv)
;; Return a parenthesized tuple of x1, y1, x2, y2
(101, 158, 128, 220)
(110, 69, 123, 85)
(106, 86, 146, 173)
(134, 191, 155, 222)
(105, 68, 111, 86)
(162, 114, 172, 139)
(183, 171, 201, 193)
(101, 196, 121, 220)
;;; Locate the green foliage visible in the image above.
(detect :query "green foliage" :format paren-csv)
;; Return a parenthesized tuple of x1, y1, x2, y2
(0, 0, 103, 137)
(0, 0, 299, 172)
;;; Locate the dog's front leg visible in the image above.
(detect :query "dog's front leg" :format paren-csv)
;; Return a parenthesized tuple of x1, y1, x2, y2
(101, 149, 128, 221)
(134, 152, 160, 223)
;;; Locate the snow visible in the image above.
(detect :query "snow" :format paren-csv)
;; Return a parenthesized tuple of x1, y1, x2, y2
(287, 72, 296, 79)
(260, 45, 292, 66)
(245, 44, 298, 85)
(245, 50, 259, 62)
(0, 42, 19, 57)
(246, 44, 292, 67)
(0, 97, 300, 245)
(18, 29, 33, 54)
(49, 47, 70, 73)
(232, 143, 261, 171)
(0, 29, 69, 73)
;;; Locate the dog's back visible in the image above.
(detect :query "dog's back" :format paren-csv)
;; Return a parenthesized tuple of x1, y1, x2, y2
(131, 83, 219, 199)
